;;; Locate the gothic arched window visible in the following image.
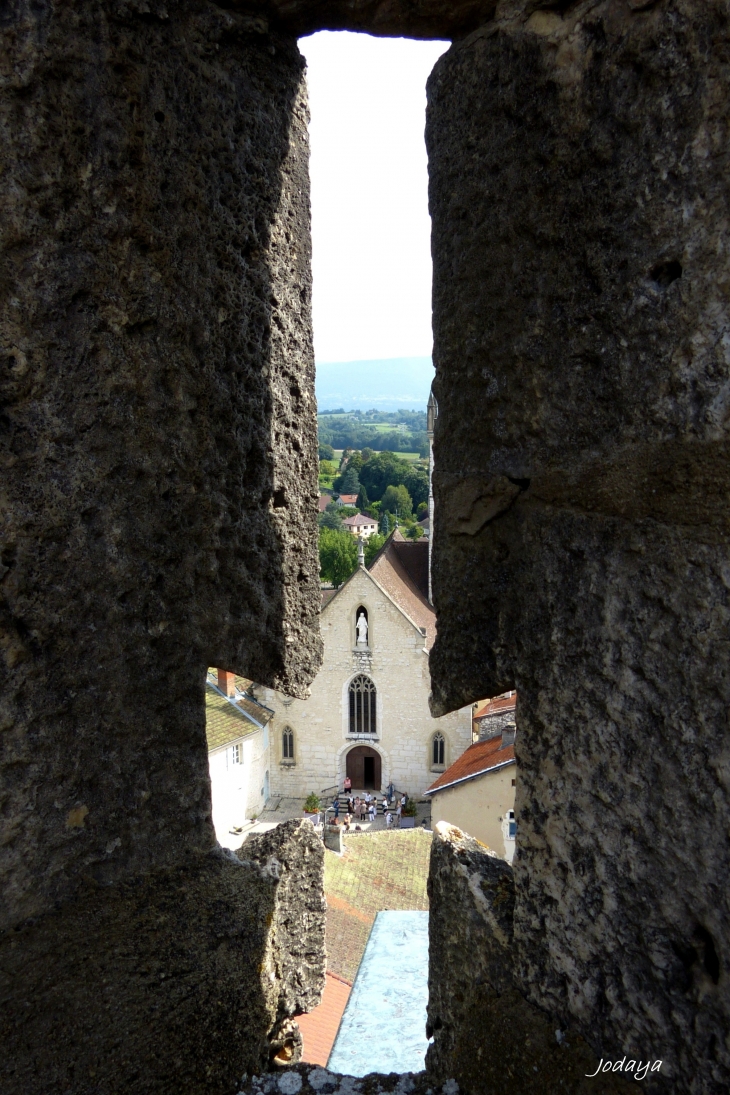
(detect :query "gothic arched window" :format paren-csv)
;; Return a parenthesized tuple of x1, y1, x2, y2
(349, 674, 377, 735)
(282, 726, 294, 761)
(432, 732, 445, 767)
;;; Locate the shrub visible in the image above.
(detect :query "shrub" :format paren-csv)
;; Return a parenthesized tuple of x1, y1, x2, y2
(304, 793, 321, 813)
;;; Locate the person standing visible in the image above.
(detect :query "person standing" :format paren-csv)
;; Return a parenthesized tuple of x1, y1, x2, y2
(344, 775, 352, 794)
(368, 802, 376, 824)
(386, 811, 393, 829)
(396, 803, 402, 828)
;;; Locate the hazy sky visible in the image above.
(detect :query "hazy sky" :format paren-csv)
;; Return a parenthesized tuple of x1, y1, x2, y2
(299, 32, 449, 364)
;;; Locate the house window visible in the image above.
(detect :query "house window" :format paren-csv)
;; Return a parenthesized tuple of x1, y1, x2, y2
(282, 726, 295, 762)
(231, 743, 241, 765)
(349, 674, 377, 734)
(508, 809, 516, 839)
(432, 732, 445, 767)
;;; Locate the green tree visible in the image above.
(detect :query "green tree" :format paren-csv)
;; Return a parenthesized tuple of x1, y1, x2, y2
(319, 460, 337, 478)
(381, 483, 412, 520)
(319, 528, 358, 587)
(364, 533, 386, 565)
(417, 501, 428, 519)
(359, 451, 410, 501)
(319, 503, 344, 531)
(361, 447, 374, 463)
(335, 463, 361, 495)
(403, 465, 429, 508)
(380, 511, 390, 536)
(319, 442, 335, 461)
(406, 524, 424, 540)
(357, 484, 370, 510)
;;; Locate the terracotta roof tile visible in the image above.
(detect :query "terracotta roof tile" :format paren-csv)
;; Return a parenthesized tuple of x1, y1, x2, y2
(338, 494, 358, 505)
(298, 972, 351, 1067)
(425, 736, 515, 795)
(474, 693, 517, 720)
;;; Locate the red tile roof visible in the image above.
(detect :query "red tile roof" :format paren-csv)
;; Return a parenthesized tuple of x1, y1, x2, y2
(473, 693, 517, 720)
(343, 513, 377, 528)
(319, 494, 332, 512)
(338, 494, 358, 505)
(297, 971, 351, 1066)
(425, 736, 515, 795)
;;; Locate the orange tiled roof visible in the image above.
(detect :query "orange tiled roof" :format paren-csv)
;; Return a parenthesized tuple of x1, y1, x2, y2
(338, 494, 358, 505)
(473, 693, 516, 720)
(425, 736, 515, 795)
(298, 972, 351, 1066)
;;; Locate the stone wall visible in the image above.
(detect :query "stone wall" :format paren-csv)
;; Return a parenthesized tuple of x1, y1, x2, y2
(428, 3, 730, 1092)
(427, 823, 635, 1095)
(1, 2, 321, 1090)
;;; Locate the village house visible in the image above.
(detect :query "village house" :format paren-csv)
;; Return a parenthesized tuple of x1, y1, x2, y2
(342, 512, 379, 538)
(334, 493, 359, 507)
(205, 668, 274, 846)
(424, 727, 517, 862)
(473, 691, 516, 740)
(256, 532, 472, 800)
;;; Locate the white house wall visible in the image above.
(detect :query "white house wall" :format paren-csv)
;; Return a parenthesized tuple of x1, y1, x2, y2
(208, 725, 269, 846)
(263, 568, 472, 800)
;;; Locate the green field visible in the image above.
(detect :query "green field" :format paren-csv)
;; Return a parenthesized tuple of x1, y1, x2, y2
(393, 452, 422, 462)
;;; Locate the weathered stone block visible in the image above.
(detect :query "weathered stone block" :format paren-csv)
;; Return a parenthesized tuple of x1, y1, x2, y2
(1, 819, 325, 1094)
(427, 3, 730, 1091)
(427, 822, 633, 1095)
(1, 1, 321, 1089)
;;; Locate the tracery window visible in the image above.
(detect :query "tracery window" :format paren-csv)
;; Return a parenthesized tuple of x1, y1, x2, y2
(432, 732, 445, 767)
(348, 674, 377, 735)
(282, 726, 294, 761)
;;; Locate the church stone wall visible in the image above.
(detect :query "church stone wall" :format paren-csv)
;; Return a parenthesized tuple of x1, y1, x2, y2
(428, 4, 730, 1092)
(265, 567, 472, 800)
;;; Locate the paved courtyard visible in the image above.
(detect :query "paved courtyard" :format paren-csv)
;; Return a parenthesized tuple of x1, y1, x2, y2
(323, 828, 432, 983)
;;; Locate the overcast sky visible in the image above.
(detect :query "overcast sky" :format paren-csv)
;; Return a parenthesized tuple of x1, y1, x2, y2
(299, 32, 449, 364)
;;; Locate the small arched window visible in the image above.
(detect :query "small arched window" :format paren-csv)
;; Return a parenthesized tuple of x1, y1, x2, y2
(432, 732, 445, 767)
(282, 726, 294, 761)
(349, 674, 377, 734)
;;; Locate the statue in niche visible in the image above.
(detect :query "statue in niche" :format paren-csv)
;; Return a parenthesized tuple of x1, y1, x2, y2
(356, 611, 368, 647)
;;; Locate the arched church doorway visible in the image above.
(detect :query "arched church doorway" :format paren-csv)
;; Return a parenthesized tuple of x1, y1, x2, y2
(346, 745, 381, 791)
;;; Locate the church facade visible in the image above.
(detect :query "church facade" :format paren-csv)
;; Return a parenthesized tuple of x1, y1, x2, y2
(257, 533, 472, 801)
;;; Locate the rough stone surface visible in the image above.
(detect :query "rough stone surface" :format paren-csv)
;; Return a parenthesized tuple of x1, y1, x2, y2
(1, 820, 325, 1094)
(239, 1064, 447, 1095)
(1, 2, 321, 1091)
(428, 3, 730, 1092)
(255, 0, 499, 39)
(240, 819, 327, 1026)
(427, 823, 633, 1094)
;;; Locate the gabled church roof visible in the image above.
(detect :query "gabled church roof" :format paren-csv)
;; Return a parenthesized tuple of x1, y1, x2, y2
(367, 530, 435, 650)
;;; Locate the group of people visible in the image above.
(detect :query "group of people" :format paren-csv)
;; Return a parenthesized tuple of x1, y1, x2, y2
(331, 780, 409, 831)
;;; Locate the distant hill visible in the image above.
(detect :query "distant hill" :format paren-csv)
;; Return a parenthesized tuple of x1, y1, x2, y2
(315, 357, 433, 412)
